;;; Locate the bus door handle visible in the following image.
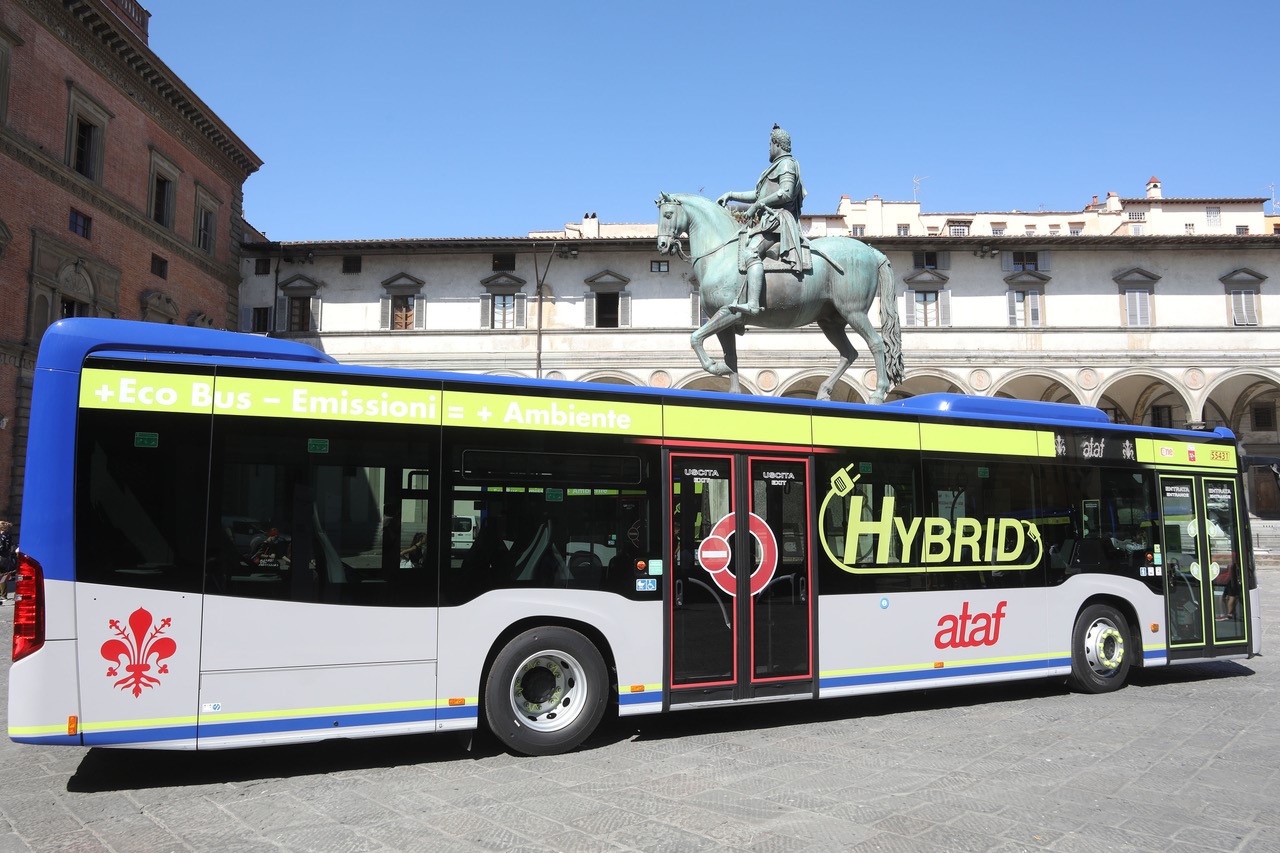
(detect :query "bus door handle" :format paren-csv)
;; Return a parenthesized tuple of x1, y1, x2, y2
(799, 576, 807, 604)
(675, 578, 684, 607)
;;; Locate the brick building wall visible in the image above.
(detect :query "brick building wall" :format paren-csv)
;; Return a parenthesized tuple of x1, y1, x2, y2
(0, 0, 261, 522)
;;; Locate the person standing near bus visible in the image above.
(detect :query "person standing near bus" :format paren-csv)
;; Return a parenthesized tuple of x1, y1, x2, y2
(0, 519, 16, 602)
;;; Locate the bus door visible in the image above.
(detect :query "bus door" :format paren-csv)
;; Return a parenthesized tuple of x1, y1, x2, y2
(668, 453, 813, 704)
(1158, 476, 1249, 656)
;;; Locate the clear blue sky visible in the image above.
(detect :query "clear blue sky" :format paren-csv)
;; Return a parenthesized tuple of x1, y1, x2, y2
(143, 1, 1280, 241)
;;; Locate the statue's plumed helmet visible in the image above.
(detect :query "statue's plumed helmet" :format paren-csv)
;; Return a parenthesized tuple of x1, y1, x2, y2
(770, 125, 792, 152)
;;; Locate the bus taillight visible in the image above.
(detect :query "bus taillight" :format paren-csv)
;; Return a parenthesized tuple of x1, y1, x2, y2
(12, 554, 45, 662)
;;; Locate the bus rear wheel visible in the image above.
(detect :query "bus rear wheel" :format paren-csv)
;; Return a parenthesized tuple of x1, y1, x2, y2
(484, 626, 608, 756)
(1067, 603, 1131, 694)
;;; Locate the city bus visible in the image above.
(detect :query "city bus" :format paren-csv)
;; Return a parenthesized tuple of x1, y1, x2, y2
(8, 319, 1261, 756)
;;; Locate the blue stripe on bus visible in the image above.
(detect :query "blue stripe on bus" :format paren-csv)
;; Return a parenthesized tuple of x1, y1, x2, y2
(619, 690, 662, 706)
(10, 734, 84, 747)
(820, 657, 1070, 690)
(84, 725, 198, 746)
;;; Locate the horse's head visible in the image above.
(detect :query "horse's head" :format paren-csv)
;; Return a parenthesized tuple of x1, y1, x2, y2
(655, 192, 688, 257)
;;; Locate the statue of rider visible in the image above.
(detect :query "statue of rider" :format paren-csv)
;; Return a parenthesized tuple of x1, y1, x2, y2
(716, 124, 810, 315)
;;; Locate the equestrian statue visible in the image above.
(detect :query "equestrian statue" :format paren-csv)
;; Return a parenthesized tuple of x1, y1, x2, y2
(656, 125, 904, 403)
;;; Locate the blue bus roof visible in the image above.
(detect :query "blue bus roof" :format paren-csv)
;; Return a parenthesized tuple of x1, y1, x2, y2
(40, 319, 1235, 443)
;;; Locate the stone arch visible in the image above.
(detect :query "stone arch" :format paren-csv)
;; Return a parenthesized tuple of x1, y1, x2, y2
(578, 370, 642, 387)
(990, 369, 1083, 404)
(676, 374, 758, 396)
(1201, 368, 1280, 434)
(888, 368, 967, 400)
(1095, 369, 1192, 427)
(776, 371, 863, 403)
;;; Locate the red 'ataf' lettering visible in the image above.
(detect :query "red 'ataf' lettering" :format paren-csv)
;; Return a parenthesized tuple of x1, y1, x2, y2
(934, 600, 1008, 649)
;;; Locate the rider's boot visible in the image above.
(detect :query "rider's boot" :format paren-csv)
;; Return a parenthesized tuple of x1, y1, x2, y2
(730, 262, 763, 315)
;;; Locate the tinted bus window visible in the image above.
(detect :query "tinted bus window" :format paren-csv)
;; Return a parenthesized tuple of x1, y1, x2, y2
(75, 407, 210, 593)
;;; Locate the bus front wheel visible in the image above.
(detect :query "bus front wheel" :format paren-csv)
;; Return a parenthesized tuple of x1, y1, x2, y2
(1067, 603, 1131, 694)
(484, 626, 608, 756)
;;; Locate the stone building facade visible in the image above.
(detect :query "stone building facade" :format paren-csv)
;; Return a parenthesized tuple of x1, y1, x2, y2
(239, 179, 1280, 516)
(0, 0, 261, 519)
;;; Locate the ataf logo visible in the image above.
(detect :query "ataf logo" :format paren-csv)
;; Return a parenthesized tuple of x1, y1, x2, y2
(935, 600, 1008, 649)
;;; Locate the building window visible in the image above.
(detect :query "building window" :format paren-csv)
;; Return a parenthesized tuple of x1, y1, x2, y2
(492, 253, 516, 272)
(1124, 289, 1151, 327)
(0, 31, 15, 124)
(948, 223, 969, 237)
(1230, 290, 1260, 326)
(251, 306, 271, 333)
(193, 186, 220, 256)
(69, 208, 92, 239)
(1128, 211, 1146, 221)
(61, 296, 88, 320)
(147, 149, 181, 229)
(342, 255, 362, 274)
(1150, 405, 1173, 429)
(1253, 404, 1276, 432)
(850, 225, 865, 237)
(492, 294, 518, 329)
(254, 258, 271, 276)
(1004, 251, 1043, 272)
(896, 224, 910, 236)
(288, 297, 314, 331)
(1236, 225, 1250, 236)
(390, 295, 415, 330)
(912, 251, 949, 270)
(903, 289, 950, 327)
(651, 260, 669, 273)
(1185, 223, 1195, 235)
(1069, 223, 1084, 236)
(150, 254, 168, 279)
(379, 273, 426, 331)
(1206, 207, 1221, 227)
(594, 292, 620, 328)
(1131, 224, 1143, 236)
(65, 83, 111, 184)
(1007, 290, 1043, 328)
(1048, 226, 1060, 236)
(1024, 226, 1036, 236)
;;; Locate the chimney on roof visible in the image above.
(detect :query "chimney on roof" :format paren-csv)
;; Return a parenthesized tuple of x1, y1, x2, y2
(1105, 191, 1122, 213)
(1146, 176, 1162, 199)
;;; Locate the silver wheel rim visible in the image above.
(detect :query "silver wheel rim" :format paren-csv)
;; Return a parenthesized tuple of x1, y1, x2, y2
(507, 648, 589, 733)
(1083, 617, 1125, 678)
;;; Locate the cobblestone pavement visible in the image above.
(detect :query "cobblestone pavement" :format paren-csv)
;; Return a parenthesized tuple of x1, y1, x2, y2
(0, 575, 1275, 853)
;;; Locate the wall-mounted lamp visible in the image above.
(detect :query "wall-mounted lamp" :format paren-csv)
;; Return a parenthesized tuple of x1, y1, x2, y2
(973, 245, 997, 259)
(557, 246, 579, 259)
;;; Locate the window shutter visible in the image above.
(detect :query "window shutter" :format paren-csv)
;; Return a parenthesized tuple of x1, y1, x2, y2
(912, 251, 924, 269)
(239, 305, 251, 332)
(619, 292, 632, 328)
(413, 295, 426, 330)
(479, 293, 492, 329)
(1126, 290, 1150, 327)
(309, 296, 322, 332)
(380, 295, 392, 330)
(937, 251, 950, 270)
(514, 293, 527, 328)
(275, 297, 287, 332)
(1038, 251, 1050, 272)
(939, 290, 952, 326)
(1028, 290, 1041, 327)
(1000, 252, 1013, 272)
(1007, 291, 1018, 326)
(585, 292, 597, 328)
(903, 290, 916, 326)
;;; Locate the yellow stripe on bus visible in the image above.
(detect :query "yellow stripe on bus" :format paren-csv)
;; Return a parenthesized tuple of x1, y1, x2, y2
(813, 416, 919, 450)
(822, 650, 1061, 679)
(1136, 438, 1237, 469)
(920, 424, 1053, 458)
(664, 405, 810, 444)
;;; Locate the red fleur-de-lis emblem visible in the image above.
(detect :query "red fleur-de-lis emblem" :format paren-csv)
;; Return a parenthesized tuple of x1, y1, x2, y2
(100, 608, 177, 698)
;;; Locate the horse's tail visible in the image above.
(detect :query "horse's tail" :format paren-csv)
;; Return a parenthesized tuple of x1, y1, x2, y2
(877, 257, 905, 386)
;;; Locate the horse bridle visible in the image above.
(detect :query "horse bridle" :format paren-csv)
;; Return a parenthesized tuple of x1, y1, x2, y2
(658, 197, 740, 268)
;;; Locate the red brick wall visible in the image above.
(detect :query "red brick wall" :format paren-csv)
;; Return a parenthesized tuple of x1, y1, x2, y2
(0, 0, 258, 521)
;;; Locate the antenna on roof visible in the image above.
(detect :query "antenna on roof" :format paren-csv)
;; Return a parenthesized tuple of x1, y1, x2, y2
(1268, 183, 1277, 216)
(912, 176, 927, 202)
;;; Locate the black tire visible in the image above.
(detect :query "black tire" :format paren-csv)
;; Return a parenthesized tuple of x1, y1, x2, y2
(484, 626, 609, 756)
(1066, 603, 1132, 694)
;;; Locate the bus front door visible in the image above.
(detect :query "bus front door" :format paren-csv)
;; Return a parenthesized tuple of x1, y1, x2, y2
(668, 454, 814, 705)
(1159, 475, 1249, 657)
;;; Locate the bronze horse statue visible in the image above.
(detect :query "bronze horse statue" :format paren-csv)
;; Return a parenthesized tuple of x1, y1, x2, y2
(656, 193, 904, 403)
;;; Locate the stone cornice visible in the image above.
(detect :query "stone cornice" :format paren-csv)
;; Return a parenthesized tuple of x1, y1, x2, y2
(0, 127, 239, 287)
(20, 0, 261, 186)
